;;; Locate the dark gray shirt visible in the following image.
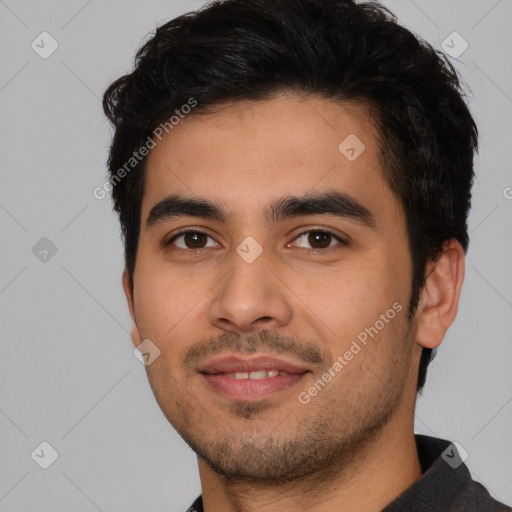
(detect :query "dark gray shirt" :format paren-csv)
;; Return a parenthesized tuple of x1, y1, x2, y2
(187, 435, 511, 511)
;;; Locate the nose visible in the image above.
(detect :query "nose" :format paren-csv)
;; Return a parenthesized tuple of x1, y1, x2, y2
(208, 249, 293, 333)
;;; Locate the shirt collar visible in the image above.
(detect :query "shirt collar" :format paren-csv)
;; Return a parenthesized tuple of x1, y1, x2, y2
(382, 434, 472, 511)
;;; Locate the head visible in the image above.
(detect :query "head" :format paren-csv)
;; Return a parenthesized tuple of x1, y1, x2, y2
(103, 0, 477, 484)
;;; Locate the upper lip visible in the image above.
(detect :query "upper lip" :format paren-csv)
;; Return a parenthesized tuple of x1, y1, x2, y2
(198, 355, 310, 374)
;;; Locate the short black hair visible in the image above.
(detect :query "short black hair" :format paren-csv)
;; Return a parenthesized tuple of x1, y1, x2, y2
(102, 0, 479, 393)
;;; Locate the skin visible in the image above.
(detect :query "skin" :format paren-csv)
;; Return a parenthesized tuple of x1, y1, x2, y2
(123, 92, 465, 512)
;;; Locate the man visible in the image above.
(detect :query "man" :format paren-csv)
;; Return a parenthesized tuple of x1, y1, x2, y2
(102, 0, 511, 510)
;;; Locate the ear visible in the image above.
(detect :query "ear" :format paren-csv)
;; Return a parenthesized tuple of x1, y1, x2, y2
(122, 269, 142, 348)
(415, 239, 465, 349)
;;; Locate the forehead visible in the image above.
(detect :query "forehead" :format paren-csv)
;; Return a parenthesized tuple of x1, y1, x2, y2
(142, 93, 395, 225)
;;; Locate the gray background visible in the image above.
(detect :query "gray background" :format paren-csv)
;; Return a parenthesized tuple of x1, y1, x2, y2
(1, 0, 511, 510)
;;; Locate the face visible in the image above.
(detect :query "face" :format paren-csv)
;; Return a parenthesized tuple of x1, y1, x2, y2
(124, 93, 422, 483)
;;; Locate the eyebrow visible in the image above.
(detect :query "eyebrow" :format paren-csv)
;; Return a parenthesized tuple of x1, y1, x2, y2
(145, 190, 376, 231)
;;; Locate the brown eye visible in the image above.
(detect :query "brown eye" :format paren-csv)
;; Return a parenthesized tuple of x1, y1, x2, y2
(168, 231, 218, 250)
(291, 230, 345, 250)
(183, 232, 207, 249)
(307, 231, 332, 249)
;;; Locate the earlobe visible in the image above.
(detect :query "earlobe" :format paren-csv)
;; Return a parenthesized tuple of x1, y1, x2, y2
(415, 239, 465, 350)
(122, 269, 142, 348)
(130, 323, 142, 349)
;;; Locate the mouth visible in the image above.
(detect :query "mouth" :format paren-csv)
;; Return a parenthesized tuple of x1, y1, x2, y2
(198, 355, 310, 401)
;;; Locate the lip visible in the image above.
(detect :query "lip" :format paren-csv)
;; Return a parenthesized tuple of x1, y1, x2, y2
(199, 355, 310, 374)
(198, 355, 310, 401)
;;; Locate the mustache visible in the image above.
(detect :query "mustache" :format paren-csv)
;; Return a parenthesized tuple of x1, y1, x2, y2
(183, 329, 332, 370)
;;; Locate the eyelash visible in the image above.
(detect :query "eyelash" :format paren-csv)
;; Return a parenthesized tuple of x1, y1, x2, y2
(165, 228, 348, 254)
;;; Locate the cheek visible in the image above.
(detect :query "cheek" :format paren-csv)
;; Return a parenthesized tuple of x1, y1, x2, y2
(291, 255, 403, 336)
(291, 265, 410, 381)
(132, 262, 214, 371)
(132, 265, 185, 340)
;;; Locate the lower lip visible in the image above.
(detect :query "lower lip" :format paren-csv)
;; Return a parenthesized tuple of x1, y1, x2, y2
(201, 373, 307, 400)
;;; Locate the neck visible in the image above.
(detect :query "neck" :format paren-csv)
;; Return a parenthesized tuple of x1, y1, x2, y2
(197, 408, 422, 512)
